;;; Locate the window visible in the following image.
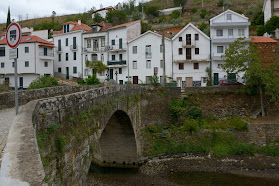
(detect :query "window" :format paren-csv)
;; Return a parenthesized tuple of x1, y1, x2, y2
(73, 66, 77, 74)
(119, 68, 122, 74)
(179, 63, 184, 70)
(101, 54, 104, 61)
(195, 34, 199, 40)
(87, 39, 91, 48)
(93, 39, 98, 51)
(217, 46, 224, 53)
(58, 68, 61, 73)
(25, 61, 29, 67)
(12, 62, 14, 67)
(73, 52, 76, 60)
(1, 62, 4, 68)
(146, 60, 151, 68)
(179, 48, 183, 55)
(160, 44, 163, 53)
(44, 61, 48, 67)
(67, 24, 69, 32)
(25, 47, 29, 53)
(195, 48, 199, 55)
(73, 37, 76, 49)
(58, 54, 61, 61)
(92, 26, 97, 32)
(112, 55, 115, 61)
(133, 61, 137, 69)
(202, 77, 207, 84)
(160, 60, 163, 68)
(227, 14, 232, 20)
(0, 48, 5, 56)
(63, 25, 66, 33)
(179, 37, 182, 42)
(154, 67, 158, 76)
(92, 54, 97, 61)
(84, 69, 89, 76)
(66, 38, 68, 46)
(194, 63, 199, 69)
(101, 38, 105, 47)
(216, 29, 223, 36)
(228, 29, 233, 36)
(145, 45, 151, 58)
(58, 40, 61, 51)
(112, 39, 115, 45)
(44, 48, 47, 56)
(119, 80, 123, 85)
(133, 46, 137, 54)
(119, 38, 122, 49)
(238, 29, 245, 36)
(146, 76, 150, 84)
(218, 64, 224, 68)
(119, 54, 123, 60)
(66, 53, 68, 61)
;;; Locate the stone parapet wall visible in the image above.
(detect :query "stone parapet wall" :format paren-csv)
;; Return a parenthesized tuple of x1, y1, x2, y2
(248, 123, 279, 146)
(0, 85, 99, 110)
(185, 85, 242, 93)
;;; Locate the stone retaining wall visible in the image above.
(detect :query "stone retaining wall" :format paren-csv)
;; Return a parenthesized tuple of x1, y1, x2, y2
(185, 85, 242, 93)
(0, 85, 99, 110)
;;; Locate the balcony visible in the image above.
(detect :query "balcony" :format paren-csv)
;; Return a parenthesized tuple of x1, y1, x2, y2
(211, 37, 250, 44)
(55, 47, 62, 53)
(70, 45, 78, 51)
(108, 45, 126, 52)
(210, 22, 250, 28)
(183, 40, 196, 48)
(107, 60, 126, 66)
(174, 55, 210, 63)
(83, 47, 106, 53)
(39, 52, 54, 60)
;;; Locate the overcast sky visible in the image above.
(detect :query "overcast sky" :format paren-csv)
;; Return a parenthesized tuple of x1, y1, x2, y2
(0, 0, 135, 24)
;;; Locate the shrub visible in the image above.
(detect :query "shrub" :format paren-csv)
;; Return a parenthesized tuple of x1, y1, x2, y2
(170, 18, 183, 25)
(147, 124, 159, 133)
(79, 74, 100, 85)
(192, 8, 198, 13)
(234, 9, 244, 14)
(158, 16, 166, 24)
(228, 117, 247, 131)
(199, 22, 207, 31)
(169, 99, 187, 118)
(28, 75, 59, 89)
(213, 144, 230, 157)
(169, 10, 180, 20)
(217, 0, 224, 7)
(182, 118, 199, 134)
(55, 135, 66, 152)
(186, 106, 203, 119)
(230, 142, 255, 155)
(200, 9, 207, 19)
(148, 75, 160, 86)
(223, 0, 232, 7)
(192, 15, 200, 22)
(145, 6, 159, 17)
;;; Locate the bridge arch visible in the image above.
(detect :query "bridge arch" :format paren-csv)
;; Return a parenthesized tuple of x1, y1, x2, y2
(98, 110, 138, 165)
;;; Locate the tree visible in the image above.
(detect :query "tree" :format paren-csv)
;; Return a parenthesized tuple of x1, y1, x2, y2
(93, 13, 103, 23)
(6, 7, 11, 29)
(141, 21, 151, 34)
(264, 16, 279, 35)
(51, 11, 56, 21)
(221, 38, 279, 117)
(173, 0, 187, 7)
(106, 10, 128, 26)
(144, 6, 159, 17)
(85, 60, 107, 74)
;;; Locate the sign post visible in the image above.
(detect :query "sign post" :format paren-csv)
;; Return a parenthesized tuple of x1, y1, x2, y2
(6, 23, 22, 115)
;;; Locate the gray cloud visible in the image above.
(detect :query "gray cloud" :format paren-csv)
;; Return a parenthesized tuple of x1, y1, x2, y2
(0, 0, 127, 23)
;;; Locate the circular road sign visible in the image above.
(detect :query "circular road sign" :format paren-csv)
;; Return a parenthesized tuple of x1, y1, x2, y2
(6, 23, 22, 49)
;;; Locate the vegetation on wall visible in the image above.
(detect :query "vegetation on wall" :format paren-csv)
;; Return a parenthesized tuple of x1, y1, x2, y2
(28, 75, 59, 89)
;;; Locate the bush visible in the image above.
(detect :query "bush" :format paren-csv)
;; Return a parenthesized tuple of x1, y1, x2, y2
(199, 22, 207, 31)
(192, 8, 198, 13)
(230, 142, 255, 155)
(28, 75, 59, 89)
(228, 117, 247, 131)
(169, 99, 187, 118)
(55, 135, 66, 152)
(148, 75, 160, 86)
(170, 18, 183, 25)
(158, 16, 166, 24)
(169, 10, 180, 20)
(186, 106, 203, 119)
(182, 118, 199, 134)
(223, 0, 232, 7)
(217, 0, 224, 7)
(79, 74, 100, 85)
(200, 9, 207, 19)
(145, 6, 159, 17)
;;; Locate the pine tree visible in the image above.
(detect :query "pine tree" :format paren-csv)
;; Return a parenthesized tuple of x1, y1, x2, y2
(6, 7, 11, 29)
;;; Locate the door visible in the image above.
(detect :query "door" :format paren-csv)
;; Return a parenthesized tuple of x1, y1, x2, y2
(214, 73, 219, 85)
(186, 77, 193, 87)
(186, 34, 191, 45)
(19, 77, 23, 89)
(133, 76, 138, 84)
(110, 69, 113, 79)
(66, 67, 69, 79)
(186, 48, 191, 60)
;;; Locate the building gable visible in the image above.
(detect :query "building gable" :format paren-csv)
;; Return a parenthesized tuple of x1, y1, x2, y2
(172, 23, 210, 41)
(210, 9, 249, 23)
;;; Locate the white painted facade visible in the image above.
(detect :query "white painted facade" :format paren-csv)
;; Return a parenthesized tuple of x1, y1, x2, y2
(263, 0, 279, 38)
(0, 41, 54, 89)
(128, 31, 172, 84)
(172, 23, 210, 87)
(53, 22, 89, 80)
(210, 10, 250, 85)
(92, 7, 114, 19)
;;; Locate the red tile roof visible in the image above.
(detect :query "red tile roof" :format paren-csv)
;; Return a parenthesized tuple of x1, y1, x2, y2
(154, 26, 185, 38)
(108, 20, 140, 30)
(0, 35, 54, 47)
(250, 36, 278, 43)
(84, 21, 113, 33)
(53, 21, 91, 35)
(92, 6, 115, 14)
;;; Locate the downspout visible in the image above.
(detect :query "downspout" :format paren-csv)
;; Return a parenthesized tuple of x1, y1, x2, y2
(171, 39, 174, 80)
(210, 39, 212, 86)
(106, 30, 110, 80)
(35, 43, 37, 75)
(127, 41, 130, 84)
(81, 31, 84, 79)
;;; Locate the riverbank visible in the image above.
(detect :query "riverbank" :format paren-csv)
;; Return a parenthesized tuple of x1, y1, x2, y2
(86, 154, 279, 185)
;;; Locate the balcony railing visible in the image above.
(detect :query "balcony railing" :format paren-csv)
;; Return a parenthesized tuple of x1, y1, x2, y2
(107, 60, 126, 66)
(108, 45, 126, 51)
(70, 45, 78, 51)
(39, 52, 54, 57)
(83, 47, 106, 53)
(183, 40, 196, 48)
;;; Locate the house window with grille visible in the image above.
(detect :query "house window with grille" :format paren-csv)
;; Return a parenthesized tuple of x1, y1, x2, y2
(58, 67, 61, 73)
(217, 29, 223, 36)
(101, 38, 105, 47)
(217, 46, 224, 53)
(73, 66, 77, 74)
(87, 39, 91, 48)
(25, 47, 29, 53)
(227, 14, 232, 20)
(25, 61, 29, 67)
(228, 29, 233, 36)
(238, 29, 245, 36)
(145, 45, 151, 58)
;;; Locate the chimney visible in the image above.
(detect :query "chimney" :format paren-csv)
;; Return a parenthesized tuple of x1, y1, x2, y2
(78, 19, 81, 25)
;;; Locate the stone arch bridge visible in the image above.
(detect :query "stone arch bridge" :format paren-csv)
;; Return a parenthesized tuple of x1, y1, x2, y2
(0, 85, 180, 185)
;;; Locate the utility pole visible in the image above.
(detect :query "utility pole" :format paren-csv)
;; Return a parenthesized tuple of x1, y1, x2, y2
(162, 25, 166, 87)
(202, 0, 204, 7)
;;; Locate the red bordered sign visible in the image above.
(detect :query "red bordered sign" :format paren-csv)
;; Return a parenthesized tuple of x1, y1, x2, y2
(6, 23, 22, 48)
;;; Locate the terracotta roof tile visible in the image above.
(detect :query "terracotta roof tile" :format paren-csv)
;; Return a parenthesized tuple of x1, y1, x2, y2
(84, 21, 113, 34)
(250, 36, 278, 43)
(53, 21, 91, 35)
(92, 6, 115, 14)
(0, 35, 54, 47)
(108, 20, 140, 30)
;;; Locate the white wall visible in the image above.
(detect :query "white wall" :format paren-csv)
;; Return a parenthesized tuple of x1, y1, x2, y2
(264, 0, 272, 23)
(92, 10, 109, 19)
(31, 30, 48, 40)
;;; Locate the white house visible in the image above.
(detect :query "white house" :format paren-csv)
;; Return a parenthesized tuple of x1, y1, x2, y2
(82, 21, 112, 81)
(172, 23, 210, 88)
(53, 20, 91, 79)
(210, 10, 250, 85)
(263, 0, 279, 38)
(106, 20, 141, 84)
(128, 30, 172, 84)
(0, 35, 54, 89)
(92, 6, 115, 19)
